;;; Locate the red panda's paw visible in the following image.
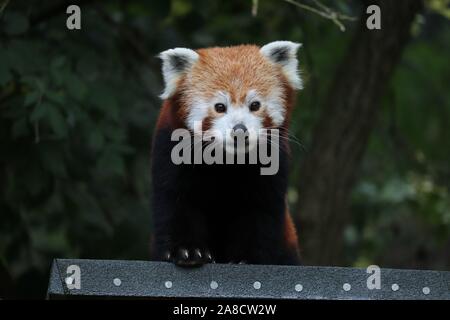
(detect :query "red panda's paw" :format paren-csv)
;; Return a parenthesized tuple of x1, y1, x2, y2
(164, 247, 213, 268)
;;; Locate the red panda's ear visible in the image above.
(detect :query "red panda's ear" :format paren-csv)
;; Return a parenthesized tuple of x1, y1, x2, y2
(159, 48, 199, 99)
(260, 41, 303, 90)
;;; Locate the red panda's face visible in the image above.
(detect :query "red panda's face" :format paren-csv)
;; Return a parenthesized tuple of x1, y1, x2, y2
(159, 42, 302, 152)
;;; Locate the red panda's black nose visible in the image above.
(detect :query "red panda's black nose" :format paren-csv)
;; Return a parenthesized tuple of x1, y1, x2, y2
(232, 123, 248, 134)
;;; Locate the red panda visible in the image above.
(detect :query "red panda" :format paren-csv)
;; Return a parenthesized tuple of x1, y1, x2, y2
(151, 41, 302, 266)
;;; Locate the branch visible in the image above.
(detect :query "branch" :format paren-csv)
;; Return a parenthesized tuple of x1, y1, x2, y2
(252, 0, 258, 17)
(283, 0, 357, 32)
(0, 0, 10, 17)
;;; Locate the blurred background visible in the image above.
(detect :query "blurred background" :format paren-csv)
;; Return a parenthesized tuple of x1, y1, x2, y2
(0, 0, 449, 299)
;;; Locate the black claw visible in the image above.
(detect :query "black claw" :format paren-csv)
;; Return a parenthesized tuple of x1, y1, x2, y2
(180, 248, 189, 260)
(194, 248, 202, 259)
(164, 251, 171, 261)
(166, 247, 214, 268)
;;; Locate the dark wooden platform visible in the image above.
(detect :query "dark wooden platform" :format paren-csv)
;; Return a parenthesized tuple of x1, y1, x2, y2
(47, 259, 450, 300)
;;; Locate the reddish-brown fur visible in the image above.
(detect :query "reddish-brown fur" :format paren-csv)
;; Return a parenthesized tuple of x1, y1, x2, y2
(168, 45, 295, 129)
(285, 209, 300, 255)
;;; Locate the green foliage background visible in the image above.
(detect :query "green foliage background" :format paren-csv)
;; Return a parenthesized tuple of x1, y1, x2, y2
(0, 0, 449, 298)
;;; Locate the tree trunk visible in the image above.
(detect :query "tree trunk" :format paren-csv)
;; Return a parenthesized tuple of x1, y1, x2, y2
(296, 0, 423, 266)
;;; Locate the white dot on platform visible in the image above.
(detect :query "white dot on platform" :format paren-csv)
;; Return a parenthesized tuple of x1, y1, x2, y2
(422, 287, 430, 295)
(343, 283, 351, 291)
(113, 278, 121, 286)
(165, 281, 173, 289)
(391, 284, 399, 291)
(210, 281, 218, 289)
(253, 281, 261, 290)
(295, 284, 303, 292)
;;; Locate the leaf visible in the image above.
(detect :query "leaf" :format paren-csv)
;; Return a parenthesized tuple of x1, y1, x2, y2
(29, 102, 49, 123)
(47, 108, 68, 138)
(22, 75, 46, 93)
(89, 85, 119, 120)
(100, 122, 126, 142)
(11, 118, 29, 139)
(30, 226, 71, 254)
(4, 12, 29, 35)
(50, 57, 68, 86)
(64, 73, 87, 100)
(171, 0, 192, 17)
(97, 151, 126, 177)
(46, 91, 66, 105)
(24, 91, 41, 107)
(0, 60, 11, 86)
(39, 145, 67, 178)
(51, 56, 66, 69)
(89, 129, 105, 150)
(427, 0, 450, 19)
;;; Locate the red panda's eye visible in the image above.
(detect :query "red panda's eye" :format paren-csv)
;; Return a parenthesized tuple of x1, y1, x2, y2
(249, 101, 261, 112)
(214, 103, 227, 113)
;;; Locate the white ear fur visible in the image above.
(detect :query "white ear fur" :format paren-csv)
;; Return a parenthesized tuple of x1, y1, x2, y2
(159, 48, 199, 99)
(260, 41, 303, 90)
